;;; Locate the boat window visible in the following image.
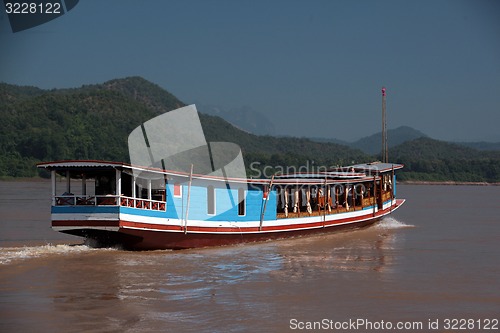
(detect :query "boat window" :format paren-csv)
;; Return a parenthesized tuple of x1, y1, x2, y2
(174, 182, 182, 198)
(207, 185, 215, 215)
(121, 173, 132, 197)
(238, 188, 246, 216)
(151, 178, 166, 201)
(96, 174, 115, 195)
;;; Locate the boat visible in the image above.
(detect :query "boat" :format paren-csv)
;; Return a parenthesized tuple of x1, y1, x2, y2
(37, 104, 405, 250)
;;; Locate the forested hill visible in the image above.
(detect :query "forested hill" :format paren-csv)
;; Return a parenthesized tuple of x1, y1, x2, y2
(0, 77, 369, 178)
(1, 77, 499, 182)
(389, 137, 500, 182)
(1, 78, 178, 177)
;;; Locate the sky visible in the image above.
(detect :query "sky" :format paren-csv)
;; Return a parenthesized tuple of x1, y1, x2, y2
(1, 0, 499, 142)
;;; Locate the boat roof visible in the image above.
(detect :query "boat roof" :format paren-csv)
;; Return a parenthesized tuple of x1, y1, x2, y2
(37, 159, 255, 183)
(37, 160, 125, 169)
(349, 162, 404, 173)
(275, 171, 366, 180)
(274, 162, 404, 181)
(37, 160, 403, 185)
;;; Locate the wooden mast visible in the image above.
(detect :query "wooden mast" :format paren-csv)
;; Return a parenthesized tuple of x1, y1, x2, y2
(382, 87, 388, 163)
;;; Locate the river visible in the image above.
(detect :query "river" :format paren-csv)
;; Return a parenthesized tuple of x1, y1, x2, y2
(1, 181, 499, 332)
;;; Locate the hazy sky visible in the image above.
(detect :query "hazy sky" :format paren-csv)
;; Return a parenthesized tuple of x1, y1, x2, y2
(1, 0, 499, 141)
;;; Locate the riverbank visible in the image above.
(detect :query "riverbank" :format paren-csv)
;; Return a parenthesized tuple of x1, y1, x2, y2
(0, 177, 50, 182)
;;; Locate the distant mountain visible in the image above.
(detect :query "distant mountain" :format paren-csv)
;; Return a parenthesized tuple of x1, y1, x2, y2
(311, 126, 428, 155)
(197, 104, 276, 135)
(308, 137, 350, 146)
(351, 126, 428, 155)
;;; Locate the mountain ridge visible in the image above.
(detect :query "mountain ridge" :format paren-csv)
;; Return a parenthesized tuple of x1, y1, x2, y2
(196, 104, 276, 136)
(311, 127, 500, 154)
(1, 77, 499, 182)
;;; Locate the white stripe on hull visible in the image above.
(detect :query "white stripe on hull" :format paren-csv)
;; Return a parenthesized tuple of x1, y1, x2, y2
(119, 204, 386, 230)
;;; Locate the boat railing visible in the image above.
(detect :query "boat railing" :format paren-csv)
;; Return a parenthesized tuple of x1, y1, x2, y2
(119, 196, 166, 211)
(54, 195, 166, 211)
(55, 195, 119, 206)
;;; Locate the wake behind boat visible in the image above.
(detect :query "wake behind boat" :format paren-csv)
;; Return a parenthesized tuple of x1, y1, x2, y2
(37, 102, 405, 250)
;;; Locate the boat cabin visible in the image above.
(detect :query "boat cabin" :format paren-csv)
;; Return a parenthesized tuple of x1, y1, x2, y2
(39, 160, 401, 222)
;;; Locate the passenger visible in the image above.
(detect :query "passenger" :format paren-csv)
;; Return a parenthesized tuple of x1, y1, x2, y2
(58, 192, 74, 205)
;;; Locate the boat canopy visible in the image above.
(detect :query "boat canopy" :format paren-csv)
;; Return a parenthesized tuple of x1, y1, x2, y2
(37, 159, 403, 185)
